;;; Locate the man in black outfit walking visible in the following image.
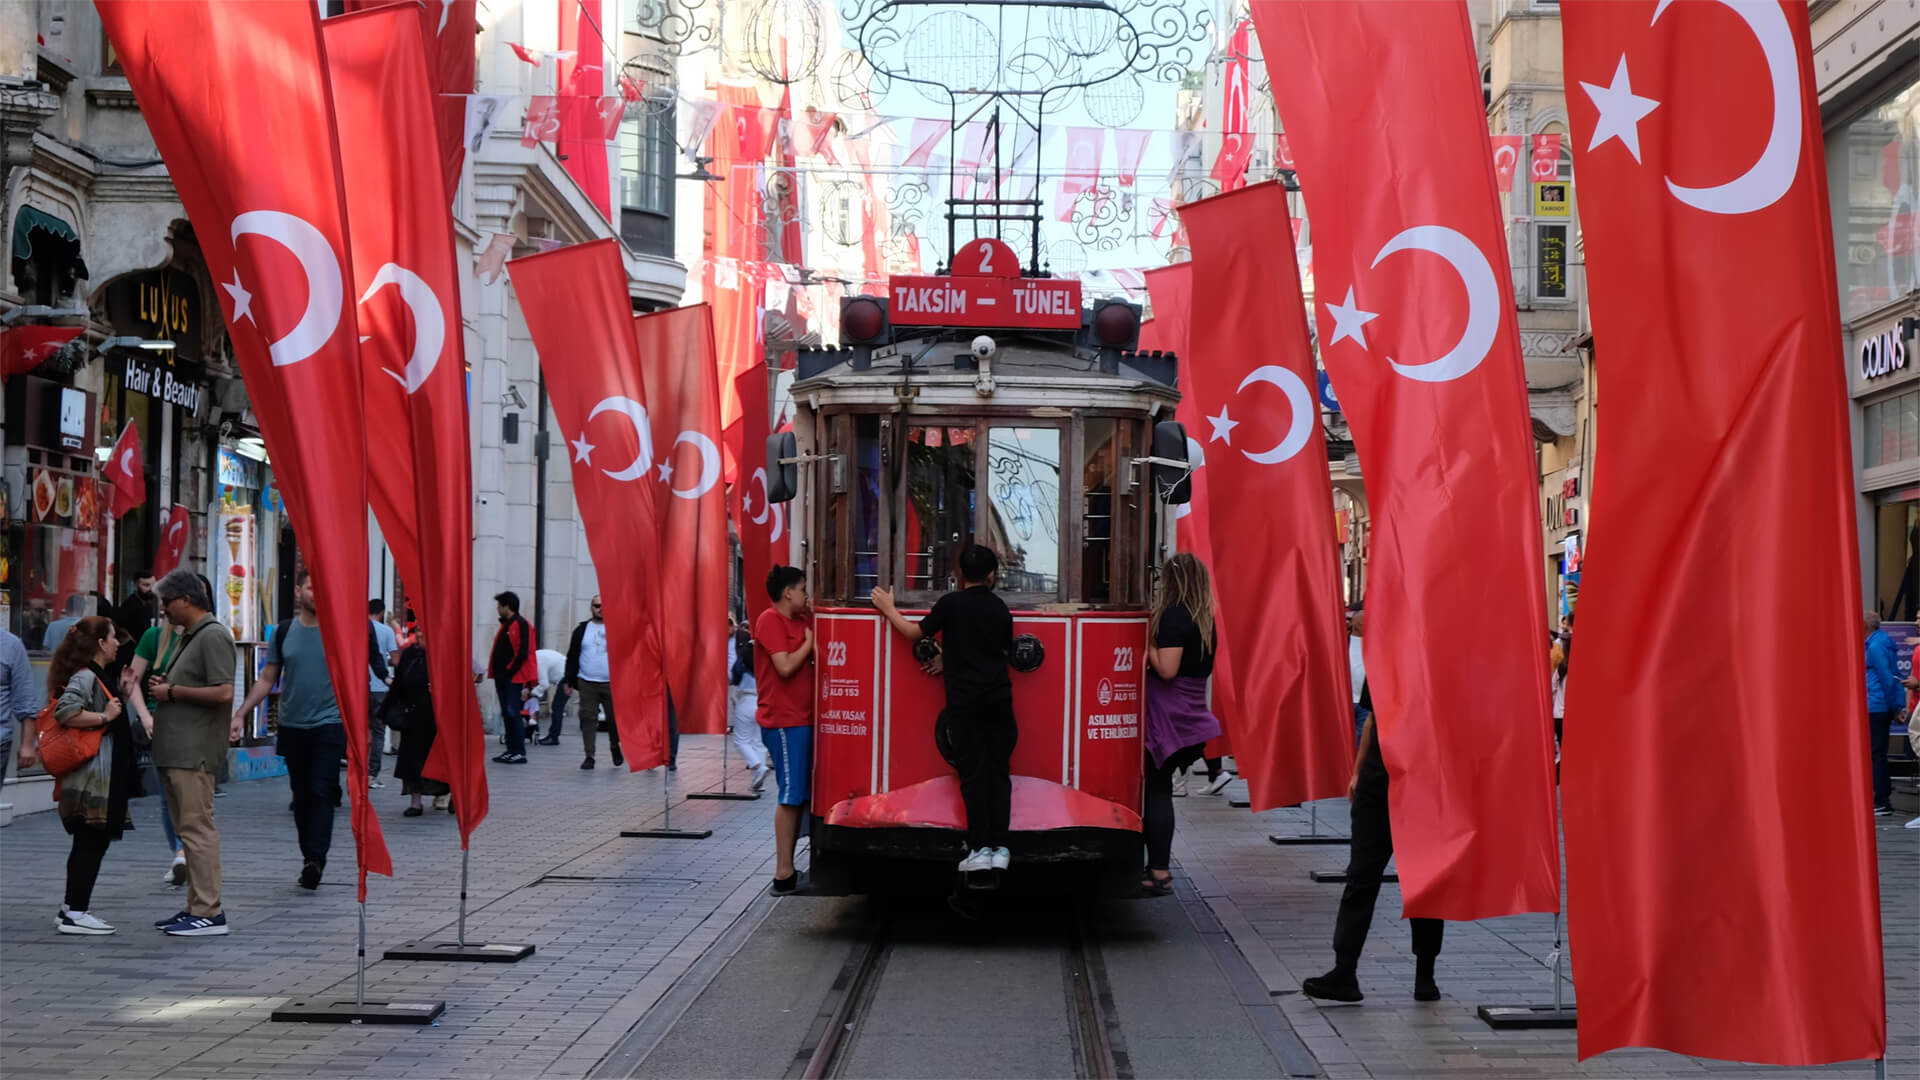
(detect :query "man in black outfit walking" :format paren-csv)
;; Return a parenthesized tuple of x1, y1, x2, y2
(1302, 679, 1443, 1004)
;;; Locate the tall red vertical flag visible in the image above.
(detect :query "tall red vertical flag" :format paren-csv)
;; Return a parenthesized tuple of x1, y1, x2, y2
(1181, 185, 1352, 809)
(1145, 264, 1240, 761)
(1561, 0, 1884, 1063)
(345, 0, 474, 203)
(1253, 0, 1558, 919)
(508, 241, 670, 769)
(556, 0, 612, 218)
(151, 504, 190, 580)
(712, 83, 769, 482)
(100, 0, 387, 891)
(635, 306, 729, 735)
(104, 422, 144, 519)
(1214, 18, 1253, 192)
(323, 3, 489, 843)
(735, 361, 782, 625)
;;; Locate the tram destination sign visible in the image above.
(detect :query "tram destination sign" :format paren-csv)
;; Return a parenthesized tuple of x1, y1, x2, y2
(887, 237, 1082, 330)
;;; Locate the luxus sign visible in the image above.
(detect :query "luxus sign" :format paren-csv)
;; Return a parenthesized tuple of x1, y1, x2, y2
(1861, 323, 1912, 382)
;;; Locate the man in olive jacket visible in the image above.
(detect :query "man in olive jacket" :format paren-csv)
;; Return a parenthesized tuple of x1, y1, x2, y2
(145, 569, 238, 936)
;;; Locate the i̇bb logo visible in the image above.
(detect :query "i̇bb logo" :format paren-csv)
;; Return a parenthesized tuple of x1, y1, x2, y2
(827, 640, 849, 667)
(1097, 678, 1113, 707)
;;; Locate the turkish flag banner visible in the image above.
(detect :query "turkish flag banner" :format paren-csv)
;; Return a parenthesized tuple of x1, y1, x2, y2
(1254, 0, 1559, 920)
(1530, 132, 1562, 181)
(104, 422, 145, 519)
(324, 5, 489, 844)
(557, 0, 611, 218)
(99, 0, 387, 891)
(522, 96, 561, 146)
(734, 361, 782, 625)
(152, 504, 190, 579)
(1489, 134, 1524, 193)
(1219, 18, 1252, 193)
(1561, 0, 1884, 1064)
(635, 305, 729, 736)
(1062, 126, 1104, 198)
(345, 0, 474, 204)
(508, 240, 670, 770)
(1, 325, 81, 378)
(1180, 188, 1353, 808)
(710, 82, 768, 484)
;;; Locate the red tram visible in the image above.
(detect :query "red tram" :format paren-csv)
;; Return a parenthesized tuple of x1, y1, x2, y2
(764, 238, 1191, 895)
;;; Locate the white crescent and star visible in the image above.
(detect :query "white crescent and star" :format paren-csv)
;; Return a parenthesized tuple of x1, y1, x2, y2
(118, 448, 135, 478)
(165, 518, 185, 547)
(1324, 287, 1379, 350)
(668, 431, 721, 499)
(1581, 0, 1800, 216)
(1368, 225, 1500, 383)
(749, 468, 772, 525)
(1492, 142, 1518, 177)
(582, 396, 654, 483)
(1213, 365, 1314, 465)
(359, 263, 445, 394)
(229, 210, 344, 368)
(438, 0, 454, 33)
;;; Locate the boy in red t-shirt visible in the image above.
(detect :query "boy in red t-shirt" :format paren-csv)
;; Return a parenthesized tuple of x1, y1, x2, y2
(754, 565, 815, 894)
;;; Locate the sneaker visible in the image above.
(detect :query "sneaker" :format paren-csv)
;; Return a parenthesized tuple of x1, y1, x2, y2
(1171, 773, 1190, 797)
(750, 764, 770, 792)
(432, 795, 450, 812)
(368, 778, 385, 790)
(503, 753, 527, 764)
(161, 912, 229, 937)
(989, 847, 1011, 871)
(57, 909, 115, 935)
(580, 758, 595, 770)
(298, 862, 321, 890)
(154, 910, 190, 929)
(1874, 804, 1896, 816)
(771, 873, 799, 895)
(165, 854, 186, 886)
(1301, 967, 1364, 1003)
(212, 787, 228, 798)
(1203, 772, 1236, 796)
(958, 848, 996, 873)
(611, 750, 625, 768)
(1414, 974, 1441, 1002)
(492, 752, 515, 763)
(537, 736, 560, 746)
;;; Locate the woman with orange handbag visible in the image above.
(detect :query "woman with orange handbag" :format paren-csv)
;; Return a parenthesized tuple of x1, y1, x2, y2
(44, 616, 136, 935)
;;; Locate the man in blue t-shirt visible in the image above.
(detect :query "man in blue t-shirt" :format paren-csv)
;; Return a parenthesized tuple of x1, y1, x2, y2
(367, 599, 398, 779)
(235, 569, 349, 890)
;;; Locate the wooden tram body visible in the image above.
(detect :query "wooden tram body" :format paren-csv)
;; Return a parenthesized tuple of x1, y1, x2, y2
(765, 243, 1188, 894)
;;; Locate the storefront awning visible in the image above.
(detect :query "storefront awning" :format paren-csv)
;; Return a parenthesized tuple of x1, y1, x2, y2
(11, 205, 88, 278)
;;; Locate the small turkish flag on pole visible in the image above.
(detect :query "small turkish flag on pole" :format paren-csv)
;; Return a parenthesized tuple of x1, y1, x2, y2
(151, 504, 190, 579)
(105, 422, 144, 518)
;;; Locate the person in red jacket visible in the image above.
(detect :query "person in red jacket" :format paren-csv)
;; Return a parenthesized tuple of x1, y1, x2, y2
(480, 591, 539, 763)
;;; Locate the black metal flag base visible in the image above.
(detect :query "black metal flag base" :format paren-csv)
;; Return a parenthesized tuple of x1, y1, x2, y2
(1476, 1004, 1577, 1030)
(687, 790, 761, 801)
(271, 999, 446, 1024)
(622, 826, 714, 838)
(1309, 870, 1396, 883)
(1269, 834, 1348, 846)
(383, 941, 534, 963)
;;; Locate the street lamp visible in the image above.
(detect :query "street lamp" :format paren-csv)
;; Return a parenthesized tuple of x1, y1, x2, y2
(97, 336, 176, 352)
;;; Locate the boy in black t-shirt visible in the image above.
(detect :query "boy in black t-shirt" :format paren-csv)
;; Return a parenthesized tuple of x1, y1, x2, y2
(872, 545, 1015, 874)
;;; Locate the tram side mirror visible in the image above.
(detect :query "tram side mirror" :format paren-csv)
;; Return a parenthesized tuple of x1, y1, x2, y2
(766, 432, 798, 504)
(1151, 421, 1192, 505)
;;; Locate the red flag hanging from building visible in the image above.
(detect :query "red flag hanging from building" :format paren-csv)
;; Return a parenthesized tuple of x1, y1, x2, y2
(1490, 134, 1524, 193)
(556, 0, 611, 217)
(103, 421, 145, 519)
(635, 305, 729, 735)
(1254, 0, 1558, 920)
(1216, 18, 1253, 193)
(1, 325, 81, 378)
(508, 240, 670, 770)
(1181, 187, 1353, 809)
(1529, 131, 1562, 182)
(1560, 0, 1884, 1064)
(345, 0, 473, 203)
(99, 0, 387, 892)
(151, 504, 190, 579)
(734, 360, 782, 625)
(711, 82, 769, 483)
(323, 3, 489, 844)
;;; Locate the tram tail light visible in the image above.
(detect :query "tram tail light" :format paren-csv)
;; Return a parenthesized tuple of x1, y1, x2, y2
(1151, 420, 1193, 505)
(839, 296, 891, 346)
(1080, 299, 1142, 371)
(766, 431, 798, 504)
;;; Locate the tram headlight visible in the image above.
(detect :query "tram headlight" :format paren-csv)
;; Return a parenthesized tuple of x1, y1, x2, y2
(1090, 300, 1141, 350)
(841, 296, 890, 345)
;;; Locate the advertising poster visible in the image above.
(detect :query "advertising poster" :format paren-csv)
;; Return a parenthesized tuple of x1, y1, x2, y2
(208, 496, 258, 642)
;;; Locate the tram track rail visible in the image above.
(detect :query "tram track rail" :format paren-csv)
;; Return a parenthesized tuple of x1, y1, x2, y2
(794, 903, 1130, 1080)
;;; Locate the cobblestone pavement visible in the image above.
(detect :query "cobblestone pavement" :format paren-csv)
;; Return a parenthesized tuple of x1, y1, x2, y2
(1172, 780, 1917, 1080)
(1, 739, 1910, 1079)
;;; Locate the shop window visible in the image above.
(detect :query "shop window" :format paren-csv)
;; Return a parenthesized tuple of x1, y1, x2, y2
(1866, 390, 1920, 467)
(902, 426, 976, 591)
(985, 427, 1061, 594)
(1833, 77, 1920, 317)
(1082, 418, 1117, 603)
(618, 101, 675, 256)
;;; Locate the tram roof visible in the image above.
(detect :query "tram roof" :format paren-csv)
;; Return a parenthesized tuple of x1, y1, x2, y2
(789, 333, 1183, 410)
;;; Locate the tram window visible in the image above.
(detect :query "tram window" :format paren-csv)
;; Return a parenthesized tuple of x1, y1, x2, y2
(904, 426, 977, 591)
(985, 428, 1062, 594)
(1082, 418, 1117, 603)
(852, 415, 882, 595)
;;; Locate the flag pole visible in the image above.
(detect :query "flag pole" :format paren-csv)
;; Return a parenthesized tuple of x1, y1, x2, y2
(623, 757, 712, 839)
(691, 712, 761, 801)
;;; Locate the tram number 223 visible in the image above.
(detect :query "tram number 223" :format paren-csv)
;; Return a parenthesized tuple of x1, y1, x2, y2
(826, 640, 849, 667)
(1112, 647, 1135, 673)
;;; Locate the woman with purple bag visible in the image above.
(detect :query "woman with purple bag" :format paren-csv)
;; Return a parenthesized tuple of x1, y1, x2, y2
(1141, 553, 1224, 896)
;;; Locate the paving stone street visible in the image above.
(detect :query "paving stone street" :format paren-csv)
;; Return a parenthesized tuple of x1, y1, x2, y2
(0, 738, 1910, 1079)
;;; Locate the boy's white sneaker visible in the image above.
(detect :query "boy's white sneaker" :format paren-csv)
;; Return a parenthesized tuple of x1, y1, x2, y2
(957, 848, 996, 873)
(989, 847, 1011, 871)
